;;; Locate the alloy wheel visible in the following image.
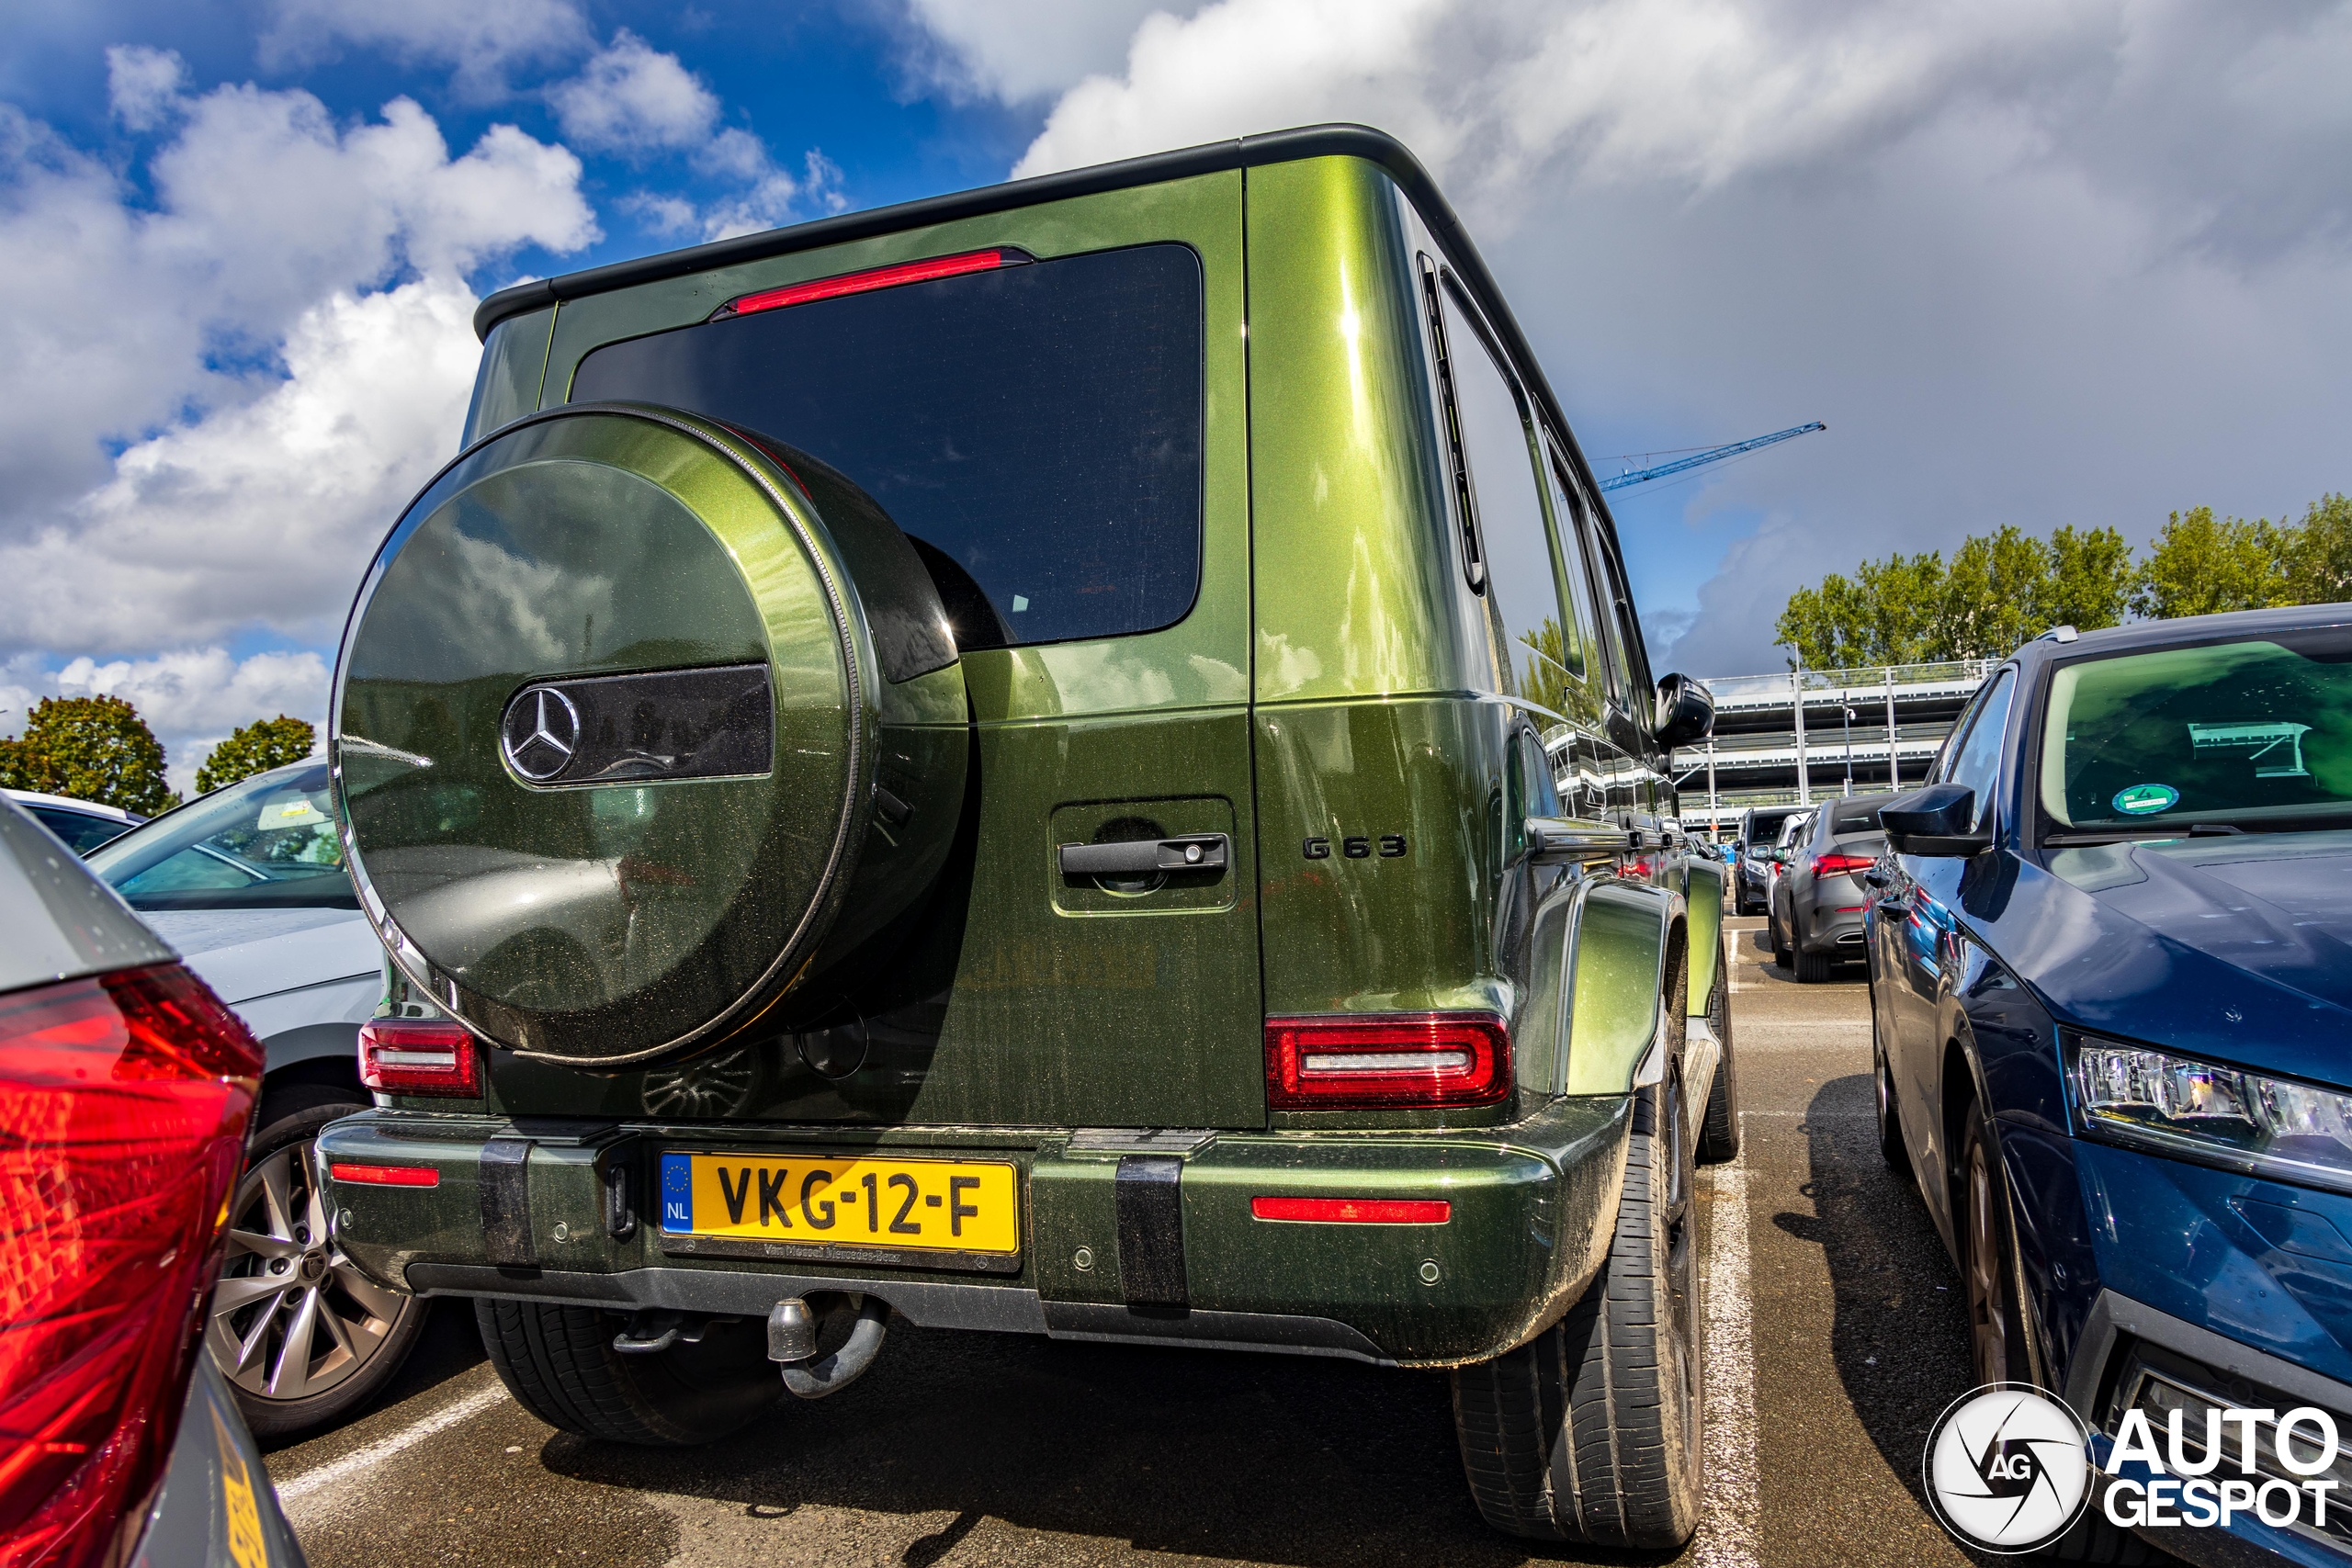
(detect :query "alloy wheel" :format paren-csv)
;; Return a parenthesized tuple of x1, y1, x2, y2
(208, 1138, 410, 1403)
(1964, 1137, 2009, 1384)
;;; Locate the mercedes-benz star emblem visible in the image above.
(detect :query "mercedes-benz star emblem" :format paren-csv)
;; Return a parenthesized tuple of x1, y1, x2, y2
(501, 686, 579, 782)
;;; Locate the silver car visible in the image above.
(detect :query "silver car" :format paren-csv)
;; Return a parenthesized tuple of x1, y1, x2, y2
(4, 785, 143, 852)
(1768, 793, 1892, 982)
(0, 795, 306, 1565)
(87, 761, 427, 1436)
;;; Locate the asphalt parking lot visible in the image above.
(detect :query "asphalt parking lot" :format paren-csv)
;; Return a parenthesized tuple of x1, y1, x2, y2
(264, 918, 1990, 1567)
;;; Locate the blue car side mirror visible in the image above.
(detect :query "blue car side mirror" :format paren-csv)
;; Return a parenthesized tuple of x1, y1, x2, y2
(1882, 783, 1990, 857)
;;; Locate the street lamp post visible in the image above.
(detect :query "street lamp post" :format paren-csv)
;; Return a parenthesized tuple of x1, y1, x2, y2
(1842, 706, 1855, 796)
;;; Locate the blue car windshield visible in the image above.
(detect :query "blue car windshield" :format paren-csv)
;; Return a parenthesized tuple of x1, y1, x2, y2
(86, 762, 356, 910)
(2040, 628, 2352, 829)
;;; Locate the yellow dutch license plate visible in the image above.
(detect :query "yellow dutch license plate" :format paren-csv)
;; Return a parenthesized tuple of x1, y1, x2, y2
(658, 1151, 1019, 1257)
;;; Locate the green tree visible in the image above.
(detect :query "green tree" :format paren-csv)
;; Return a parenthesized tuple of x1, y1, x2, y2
(1937, 525, 2051, 660)
(195, 715, 316, 795)
(2131, 506, 2290, 619)
(2040, 525, 2135, 632)
(2282, 493, 2352, 606)
(0, 694, 177, 815)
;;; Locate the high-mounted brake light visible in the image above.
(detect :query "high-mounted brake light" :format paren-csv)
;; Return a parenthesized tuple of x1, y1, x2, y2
(1812, 853, 1876, 878)
(0, 964, 260, 1568)
(1250, 1197, 1452, 1224)
(1264, 1012, 1510, 1111)
(714, 247, 1033, 321)
(330, 1162, 440, 1188)
(358, 1019, 481, 1097)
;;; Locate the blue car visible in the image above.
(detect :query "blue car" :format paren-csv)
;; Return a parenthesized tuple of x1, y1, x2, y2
(1869, 604, 2352, 1564)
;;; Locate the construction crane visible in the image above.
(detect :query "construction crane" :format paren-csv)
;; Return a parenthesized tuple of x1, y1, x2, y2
(1597, 421, 1826, 493)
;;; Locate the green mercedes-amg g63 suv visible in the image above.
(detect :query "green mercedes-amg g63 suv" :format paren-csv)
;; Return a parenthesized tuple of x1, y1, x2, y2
(320, 123, 1734, 1547)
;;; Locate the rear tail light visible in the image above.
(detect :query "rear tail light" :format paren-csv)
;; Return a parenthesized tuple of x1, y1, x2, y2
(358, 1019, 481, 1097)
(0, 964, 261, 1567)
(713, 247, 1033, 320)
(1264, 1012, 1510, 1111)
(1812, 853, 1875, 877)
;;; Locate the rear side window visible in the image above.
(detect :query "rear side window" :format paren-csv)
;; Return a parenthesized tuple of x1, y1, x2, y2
(1422, 264, 1568, 705)
(571, 244, 1204, 649)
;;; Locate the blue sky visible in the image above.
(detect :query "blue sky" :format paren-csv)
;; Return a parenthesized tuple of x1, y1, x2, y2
(3, 1, 2348, 784)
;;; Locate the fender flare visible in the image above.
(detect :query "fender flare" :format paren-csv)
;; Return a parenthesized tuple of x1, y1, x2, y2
(1562, 881, 1688, 1098)
(1677, 853, 1726, 1020)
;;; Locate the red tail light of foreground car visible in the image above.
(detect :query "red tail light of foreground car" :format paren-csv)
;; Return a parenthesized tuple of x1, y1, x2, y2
(0, 964, 262, 1567)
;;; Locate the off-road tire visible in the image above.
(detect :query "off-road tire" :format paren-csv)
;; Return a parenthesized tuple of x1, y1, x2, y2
(475, 1300, 781, 1446)
(1452, 1070, 1703, 1546)
(1698, 945, 1739, 1164)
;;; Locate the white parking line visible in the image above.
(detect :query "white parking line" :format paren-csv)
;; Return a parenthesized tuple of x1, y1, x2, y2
(1696, 1136, 1758, 1568)
(275, 1381, 509, 1514)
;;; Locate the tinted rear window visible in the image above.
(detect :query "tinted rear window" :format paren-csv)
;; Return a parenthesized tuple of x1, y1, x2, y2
(571, 244, 1204, 649)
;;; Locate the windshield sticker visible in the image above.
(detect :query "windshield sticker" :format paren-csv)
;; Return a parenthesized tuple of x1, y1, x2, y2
(2112, 783, 2179, 816)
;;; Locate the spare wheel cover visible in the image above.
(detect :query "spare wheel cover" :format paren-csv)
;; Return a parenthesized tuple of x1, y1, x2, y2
(332, 402, 894, 1067)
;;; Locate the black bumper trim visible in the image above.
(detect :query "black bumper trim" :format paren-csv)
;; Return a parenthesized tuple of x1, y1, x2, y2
(2064, 1287, 2352, 1423)
(407, 1263, 1050, 1336)
(1040, 1302, 1392, 1365)
(1114, 1155, 1188, 1308)
(480, 1137, 534, 1266)
(401, 1263, 1394, 1363)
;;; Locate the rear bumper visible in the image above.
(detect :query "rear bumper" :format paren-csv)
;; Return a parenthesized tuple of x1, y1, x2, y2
(1796, 901, 1869, 955)
(316, 1096, 1632, 1368)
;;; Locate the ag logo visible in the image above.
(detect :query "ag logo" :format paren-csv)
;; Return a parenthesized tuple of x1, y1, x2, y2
(1924, 1384, 2092, 1552)
(501, 685, 580, 783)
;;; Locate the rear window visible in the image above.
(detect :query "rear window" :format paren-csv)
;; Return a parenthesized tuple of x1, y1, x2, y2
(571, 244, 1204, 649)
(1826, 798, 1888, 834)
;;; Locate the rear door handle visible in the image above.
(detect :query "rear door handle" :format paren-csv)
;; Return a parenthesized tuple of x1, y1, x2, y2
(1058, 834, 1229, 876)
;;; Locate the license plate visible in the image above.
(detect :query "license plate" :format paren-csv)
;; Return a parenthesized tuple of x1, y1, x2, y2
(658, 1151, 1020, 1258)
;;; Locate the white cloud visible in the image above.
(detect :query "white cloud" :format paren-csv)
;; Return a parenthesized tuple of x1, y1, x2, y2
(1, 648, 329, 795)
(0, 74, 595, 623)
(261, 0, 594, 94)
(949, 0, 2352, 673)
(0, 276, 482, 655)
(695, 146, 846, 242)
(106, 45, 187, 131)
(898, 0, 1216, 104)
(549, 29, 720, 153)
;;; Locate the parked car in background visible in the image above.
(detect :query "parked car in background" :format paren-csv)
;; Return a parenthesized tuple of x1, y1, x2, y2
(1735, 803, 1806, 914)
(4, 786, 142, 852)
(1769, 793, 1891, 982)
(1869, 606, 2352, 1565)
(0, 796, 306, 1567)
(318, 124, 1736, 1550)
(86, 760, 427, 1436)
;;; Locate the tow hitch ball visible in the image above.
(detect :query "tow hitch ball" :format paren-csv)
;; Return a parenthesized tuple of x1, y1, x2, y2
(766, 1294, 889, 1400)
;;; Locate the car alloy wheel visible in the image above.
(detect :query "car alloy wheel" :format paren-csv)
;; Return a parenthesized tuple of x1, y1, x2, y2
(1963, 1130, 2010, 1384)
(209, 1137, 410, 1404)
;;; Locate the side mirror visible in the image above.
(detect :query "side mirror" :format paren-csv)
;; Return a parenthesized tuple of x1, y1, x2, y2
(1882, 784, 1990, 857)
(1653, 672, 1715, 750)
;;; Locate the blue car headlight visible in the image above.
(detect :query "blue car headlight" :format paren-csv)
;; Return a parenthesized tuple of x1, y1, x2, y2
(2073, 1035, 2352, 1194)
